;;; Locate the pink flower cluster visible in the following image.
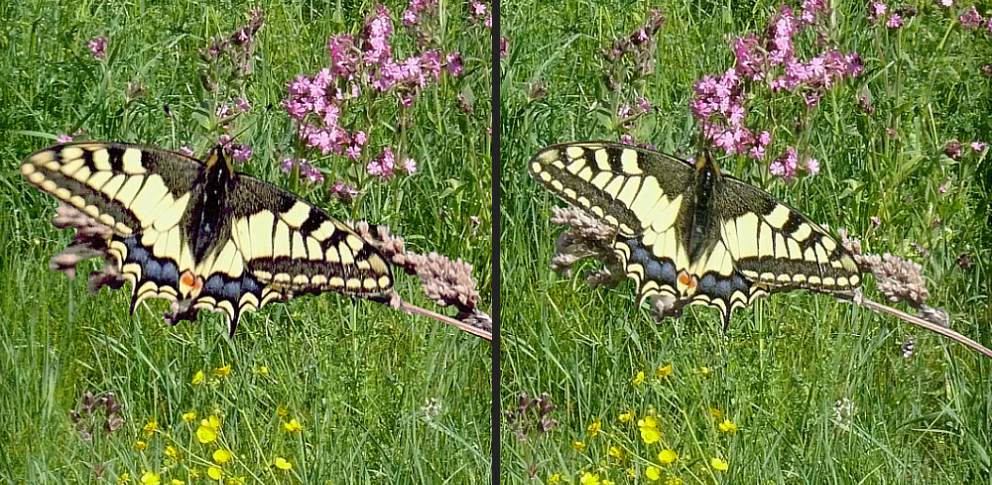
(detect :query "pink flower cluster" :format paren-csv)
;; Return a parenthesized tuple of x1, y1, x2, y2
(869, 2, 920, 29)
(285, 4, 461, 160)
(769, 146, 819, 180)
(690, 2, 863, 177)
(88, 37, 107, 60)
(958, 6, 992, 33)
(365, 148, 417, 179)
(216, 98, 252, 119)
(218, 134, 252, 163)
(280, 158, 325, 184)
(403, 0, 436, 26)
(469, 1, 493, 29)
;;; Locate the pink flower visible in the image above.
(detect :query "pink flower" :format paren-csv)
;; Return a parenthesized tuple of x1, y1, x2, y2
(331, 181, 359, 200)
(960, 6, 984, 29)
(445, 52, 463, 76)
(403, 157, 417, 174)
(636, 97, 652, 112)
(366, 147, 396, 178)
(886, 13, 903, 29)
(231, 144, 252, 162)
(805, 156, 820, 175)
(354, 131, 367, 145)
(770, 147, 799, 180)
(971, 141, 987, 152)
(617, 104, 632, 118)
(56, 133, 74, 143)
(280, 157, 295, 173)
(869, 2, 887, 23)
(179, 145, 195, 157)
(620, 134, 634, 144)
(500, 37, 509, 58)
(88, 37, 107, 59)
(235, 98, 251, 112)
(216, 104, 233, 118)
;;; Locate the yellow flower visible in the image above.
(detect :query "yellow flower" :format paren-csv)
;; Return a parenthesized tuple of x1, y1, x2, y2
(625, 468, 636, 479)
(165, 445, 180, 460)
(139, 471, 161, 485)
(182, 411, 197, 423)
(699, 366, 711, 377)
(213, 364, 231, 378)
(658, 448, 678, 465)
(587, 417, 602, 437)
(633, 370, 646, 386)
(618, 410, 635, 423)
(572, 440, 586, 452)
(142, 419, 158, 437)
(708, 407, 723, 419)
(645, 466, 661, 481)
(276, 406, 289, 418)
(602, 480, 615, 485)
(134, 440, 148, 451)
(710, 457, 729, 471)
(117, 472, 131, 484)
(274, 457, 293, 471)
(547, 473, 563, 484)
(225, 477, 245, 485)
(656, 364, 673, 378)
(637, 416, 661, 444)
(608, 445, 624, 461)
(196, 416, 222, 444)
(283, 418, 303, 433)
(206, 466, 223, 480)
(192, 370, 205, 385)
(665, 477, 683, 485)
(718, 418, 738, 434)
(188, 468, 200, 479)
(170, 480, 184, 485)
(579, 472, 600, 485)
(212, 448, 233, 465)
(256, 366, 269, 376)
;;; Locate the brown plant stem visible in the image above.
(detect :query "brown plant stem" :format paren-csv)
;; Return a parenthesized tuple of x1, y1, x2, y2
(849, 293, 992, 359)
(394, 300, 492, 341)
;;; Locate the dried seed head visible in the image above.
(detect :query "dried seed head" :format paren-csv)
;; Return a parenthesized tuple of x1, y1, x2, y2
(856, 252, 930, 307)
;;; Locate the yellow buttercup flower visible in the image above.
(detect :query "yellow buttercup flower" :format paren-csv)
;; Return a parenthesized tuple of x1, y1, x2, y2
(637, 416, 661, 444)
(213, 364, 231, 378)
(196, 416, 222, 444)
(608, 445, 624, 461)
(134, 440, 148, 451)
(602, 480, 615, 485)
(656, 364, 673, 378)
(645, 466, 661, 481)
(117, 472, 131, 484)
(710, 457, 729, 471)
(170, 480, 184, 485)
(142, 419, 158, 437)
(191, 370, 205, 385)
(665, 477, 683, 485)
(206, 465, 223, 480)
(625, 468, 636, 479)
(165, 445, 180, 460)
(139, 471, 161, 485)
(182, 411, 197, 423)
(572, 440, 586, 452)
(276, 406, 289, 418)
(579, 472, 600, 485)
(699, 366, 711, 377)
(283, 418, 303, 433)
(225, 477, 245, 485)
(274, 457, 293, 471)
(547, 473, 563, 484)
(658, 448, 678, 465)
(708, 407, 723, 419)
(718, 418, 738, 434)
(587, 417, 602, 437)
(633, 370, 646, 386)
(256, 366, 269, 376)
(212, 448, 233, 465)
(619, 410, 635, 423)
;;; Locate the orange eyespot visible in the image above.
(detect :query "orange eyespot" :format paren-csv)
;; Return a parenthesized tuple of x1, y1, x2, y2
(677, 271, 699, 296)
(179, 271, 204, 298)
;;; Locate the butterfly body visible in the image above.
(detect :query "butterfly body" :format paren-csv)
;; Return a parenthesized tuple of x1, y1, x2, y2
(20, 142, 393, 336)
(530, 142, 862, 327)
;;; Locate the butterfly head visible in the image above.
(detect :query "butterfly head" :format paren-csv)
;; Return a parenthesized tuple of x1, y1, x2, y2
(695, 150, 722, 177)
(205, 145, 235, 175)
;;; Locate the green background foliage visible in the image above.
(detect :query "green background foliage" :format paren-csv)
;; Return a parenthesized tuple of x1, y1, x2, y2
(500, 0, 991, 483)
(0, 1, 491, 483)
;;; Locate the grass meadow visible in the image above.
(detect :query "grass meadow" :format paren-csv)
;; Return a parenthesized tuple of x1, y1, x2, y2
(0, 1, 491, 483)
(500, 1, 992, 483)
